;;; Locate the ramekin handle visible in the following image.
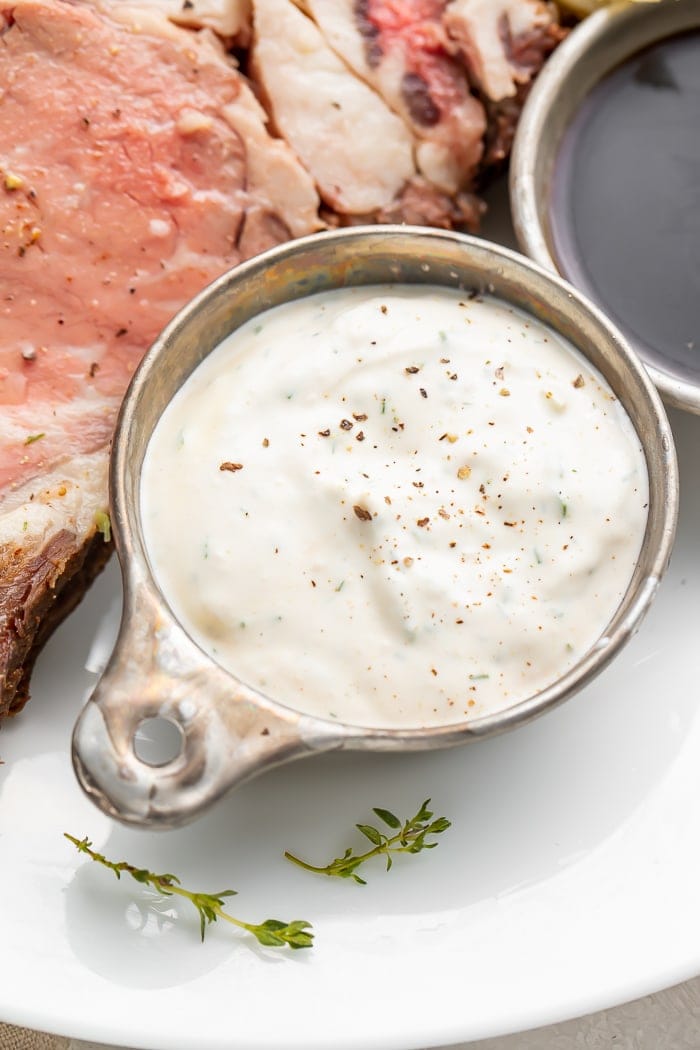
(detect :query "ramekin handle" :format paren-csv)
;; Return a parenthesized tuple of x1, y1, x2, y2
(71, 585, 342, 828)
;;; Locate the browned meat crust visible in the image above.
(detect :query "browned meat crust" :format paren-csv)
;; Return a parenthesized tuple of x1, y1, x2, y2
(480, 22, 566, 171)
(321, 176, 486, 232)
(376, 177, 486, 231)
(0, 529, 112, 719)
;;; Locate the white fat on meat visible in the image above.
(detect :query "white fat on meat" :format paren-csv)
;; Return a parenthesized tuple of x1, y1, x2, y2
(251, 0, 415, 214)
(0, 452, 109, 556)
(223, 83, 323, 239)
(444, 0, 554, 101)
(107, 0, 252, 42)
(303, 0, 485, 196)
(154, 0, 251, 41)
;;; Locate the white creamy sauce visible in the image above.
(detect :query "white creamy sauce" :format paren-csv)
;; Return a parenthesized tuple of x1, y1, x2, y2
(141, 286, 648, 729)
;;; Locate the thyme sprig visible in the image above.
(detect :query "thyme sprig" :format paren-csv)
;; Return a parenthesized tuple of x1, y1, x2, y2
(65, 834, 313, 950)
(284, 799, 450, 885)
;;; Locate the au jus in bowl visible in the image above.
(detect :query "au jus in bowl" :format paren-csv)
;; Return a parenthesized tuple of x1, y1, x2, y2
(510, 0, 700, 414)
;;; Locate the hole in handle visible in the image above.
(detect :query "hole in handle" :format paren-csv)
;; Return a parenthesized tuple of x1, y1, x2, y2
(133, 716, 184, 767)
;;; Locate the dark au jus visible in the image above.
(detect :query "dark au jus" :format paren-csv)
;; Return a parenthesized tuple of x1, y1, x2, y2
(550, 31, 700, 384)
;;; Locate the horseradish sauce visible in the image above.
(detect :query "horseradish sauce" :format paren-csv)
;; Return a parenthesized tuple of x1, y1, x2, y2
(141, 286, 648, 729)
(550, 31, 700, 384)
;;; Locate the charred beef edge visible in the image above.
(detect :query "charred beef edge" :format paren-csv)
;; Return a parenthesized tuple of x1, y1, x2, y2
(0, 531, 112, 720)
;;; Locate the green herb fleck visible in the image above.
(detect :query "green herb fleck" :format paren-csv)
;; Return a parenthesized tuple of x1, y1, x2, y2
(468, 673, 489, 681)
(285, 799, 450, 885)
(335, 580, 345, 592)
(534, 548, 543, 565)
(65, 834, 313, 950)
(24, 432, 45, 445)
(94, 510, 111, 543)
(381, 398, 386, 414)
(559, 499, 568, 519)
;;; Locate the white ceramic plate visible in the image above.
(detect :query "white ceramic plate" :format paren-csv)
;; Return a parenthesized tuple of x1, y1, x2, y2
(1, 196, 699, 1050)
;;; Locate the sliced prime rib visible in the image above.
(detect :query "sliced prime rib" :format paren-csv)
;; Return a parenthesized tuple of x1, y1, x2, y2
(252, 0, 562, 224)
(0, 0, 567, 723)
(443, 0, 566, 167)
(0, 0, 319, 719)
(251, 0, 417, 215)
(301, 0, 487, 197)
(443, 0, 562, 102)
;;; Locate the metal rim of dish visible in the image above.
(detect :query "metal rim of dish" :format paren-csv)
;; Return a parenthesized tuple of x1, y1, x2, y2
(509, 0, 700, 416)
(71, 225, 679, 829)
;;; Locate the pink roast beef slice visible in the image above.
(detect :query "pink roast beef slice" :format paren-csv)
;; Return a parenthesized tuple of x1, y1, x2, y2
(0, 0, 319, 719)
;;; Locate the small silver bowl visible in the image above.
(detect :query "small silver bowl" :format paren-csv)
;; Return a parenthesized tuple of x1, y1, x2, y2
(510, 0, 700, 415)
(72, 227, 678, 829)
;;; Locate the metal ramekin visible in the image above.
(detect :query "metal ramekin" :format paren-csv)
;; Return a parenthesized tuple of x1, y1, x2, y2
(71, 227, 678, 829)
(510, 0, 700, 415)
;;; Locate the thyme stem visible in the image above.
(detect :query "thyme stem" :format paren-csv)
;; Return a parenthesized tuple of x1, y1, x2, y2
(65, 833, 313, 950)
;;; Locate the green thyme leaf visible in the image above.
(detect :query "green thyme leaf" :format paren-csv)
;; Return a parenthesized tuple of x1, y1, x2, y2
(285, 799, 451, 884)
(24, 432, 45, 445)
(373, 807, 401, 829)
(356, 824, 384, 846)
